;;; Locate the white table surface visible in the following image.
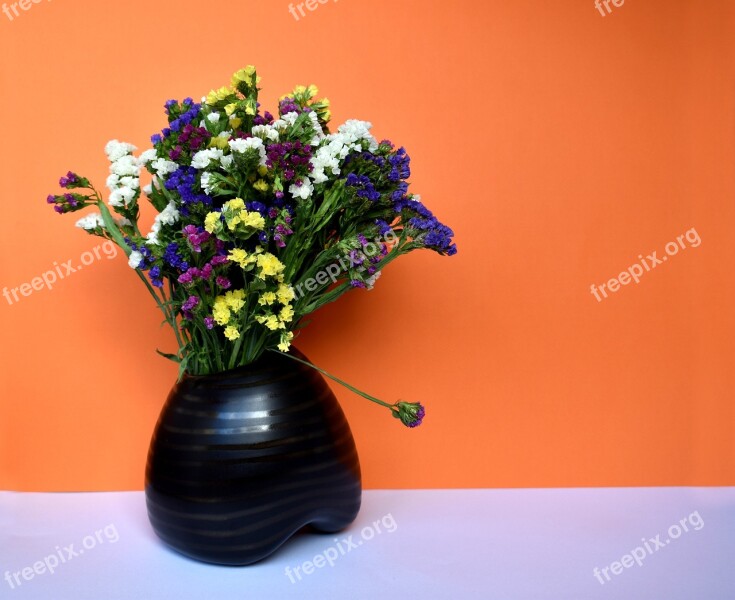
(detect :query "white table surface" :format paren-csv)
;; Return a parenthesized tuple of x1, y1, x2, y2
(1, 488, 734, 600)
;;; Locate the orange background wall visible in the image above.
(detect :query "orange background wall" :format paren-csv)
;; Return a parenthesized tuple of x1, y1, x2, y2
(0, 0, 733, 491)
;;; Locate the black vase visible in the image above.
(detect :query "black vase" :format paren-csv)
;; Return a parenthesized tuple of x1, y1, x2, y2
(144, 348, 362, 565)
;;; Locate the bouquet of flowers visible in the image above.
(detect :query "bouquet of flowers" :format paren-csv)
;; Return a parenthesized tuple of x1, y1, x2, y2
(47, 66, 456, 427)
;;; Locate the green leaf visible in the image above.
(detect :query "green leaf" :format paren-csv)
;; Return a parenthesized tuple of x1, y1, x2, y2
(156, 349, 181, 363)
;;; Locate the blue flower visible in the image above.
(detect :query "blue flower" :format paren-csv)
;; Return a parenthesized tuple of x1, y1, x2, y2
(149, 265, 163, 288)
(163, 242, 189, 271)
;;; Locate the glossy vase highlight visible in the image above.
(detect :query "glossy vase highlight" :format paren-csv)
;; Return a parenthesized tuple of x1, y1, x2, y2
(145, 348, 362, 565)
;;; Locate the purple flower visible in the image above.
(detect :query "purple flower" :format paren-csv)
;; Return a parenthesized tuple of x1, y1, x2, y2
(47, 191, 88, 214)
(204, 316, 215, 330)
(182, 224, 211, 253)
(215, 276, 231, 289)
(348, 250, 364, 266)
(210, 255, 229, 266)
(180, 295, 200, 319)
(177, 271, 193, 284)
(375, 219, 392, 236)
(393, 401, 425, 428)
(59, 171, 81, 188)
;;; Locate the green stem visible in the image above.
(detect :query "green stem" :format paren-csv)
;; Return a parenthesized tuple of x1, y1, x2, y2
(273, 350, 395, 411)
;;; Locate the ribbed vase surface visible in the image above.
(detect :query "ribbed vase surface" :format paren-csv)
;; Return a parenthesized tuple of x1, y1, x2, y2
(145, 348, 362, 565)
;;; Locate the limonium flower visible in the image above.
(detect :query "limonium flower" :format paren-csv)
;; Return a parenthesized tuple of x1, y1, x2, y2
(392, 402, 426, 428)
(46, 65, 456, 424)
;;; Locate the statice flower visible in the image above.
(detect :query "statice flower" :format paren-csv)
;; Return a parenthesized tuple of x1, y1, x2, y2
(75, 212, 105, 231)
(146, 201, 180, 245)
(180, 295, 200, 319)
(392, 401, 426, 428)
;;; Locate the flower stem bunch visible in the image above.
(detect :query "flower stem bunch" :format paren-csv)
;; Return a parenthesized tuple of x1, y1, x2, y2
(47, 66, 456, 427)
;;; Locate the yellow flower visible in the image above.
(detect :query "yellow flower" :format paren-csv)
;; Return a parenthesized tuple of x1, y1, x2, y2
(307, 85, 319, 97)
(279, 305, 294, 323)
(212, 301, 231, 326)
(229, 117, 242, 129)
(257, 253, 285, 279)
(228, 248, 246, 266)
(231, 65, 257, 87)
(258, 165, 268, 177)
(258, 291, 277, 306)
(253, 180, 269, 193)
(320, 97, 330, 108)
(227, 214, 241, 231)
(225, 197, 245, 211)
(277, 331, 294, 352)
(204, 211, 221, 234)
(224, 325, 240, 341)
(240, 210, 265, 230)
(276, 284, 295, 304)
(206, 86, 232, 105)
(224, 102, 238, 116)
(228, 248, 256, 268)
(224, 289, 246, 312)
(294, 85, 307, 96)
(264, 315, 281, 331)
(209, 137, 229, 150)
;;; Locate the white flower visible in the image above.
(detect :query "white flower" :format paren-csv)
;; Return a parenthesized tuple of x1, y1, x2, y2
(111, 155, 140, 177)
(307, 111, 325, 144)
(207, 112, 221, 123)
(228, 137, 266, 166)
(109, 190, 124, 207)
(150, 158, 178, 178)
(158, 201, 180, 225)
(310, 144, 343, 184)
(221, 155, 234, 169)
(128, 250, 143, 269)
(117, 217, 132, 227)
(200, 172, 213, 194)
(191, 148, 224, 169)
(143, 183, 153, 195)
(105, 139, 137, 162)
(106, 173, 120, 192)
(137, 149, 157, 166)
(146, 201, 180, 245)
(75, 212, 105, 231)
(333, 119, 378, 152)
(251, 124, 279, 142)
(288, 178, 313, 200)
(281, 112, 299, 126)
(119, 176, 140, 189)
(109, 185, 136, 207)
